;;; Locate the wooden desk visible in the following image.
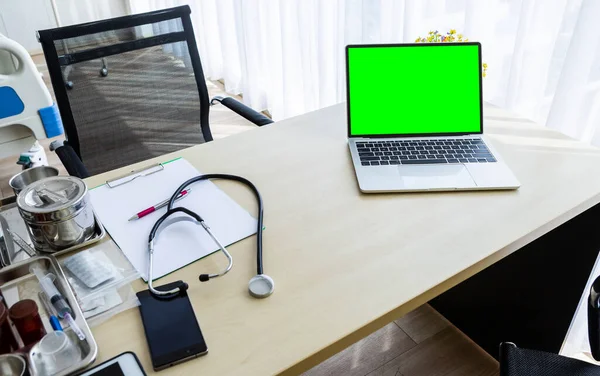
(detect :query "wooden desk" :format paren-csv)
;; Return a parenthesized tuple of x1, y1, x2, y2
(84, 103, 600, 375)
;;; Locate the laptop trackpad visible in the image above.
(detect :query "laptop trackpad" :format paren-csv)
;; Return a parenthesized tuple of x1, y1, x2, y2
(397, 165, 475, 189)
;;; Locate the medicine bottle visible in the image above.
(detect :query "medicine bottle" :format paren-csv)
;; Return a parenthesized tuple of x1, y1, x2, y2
(9, 299, 46, 346)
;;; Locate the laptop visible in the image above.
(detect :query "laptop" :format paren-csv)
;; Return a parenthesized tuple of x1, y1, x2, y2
(346, 42, 520, 193)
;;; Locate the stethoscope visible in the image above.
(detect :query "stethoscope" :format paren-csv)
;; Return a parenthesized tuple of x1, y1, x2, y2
(146, 174, 274, 299)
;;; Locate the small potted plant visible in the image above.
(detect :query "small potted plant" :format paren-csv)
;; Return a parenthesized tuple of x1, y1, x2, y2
(415, 30, 488, 77)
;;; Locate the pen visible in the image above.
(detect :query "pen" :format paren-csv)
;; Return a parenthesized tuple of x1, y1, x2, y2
(128, 189, 191, 221)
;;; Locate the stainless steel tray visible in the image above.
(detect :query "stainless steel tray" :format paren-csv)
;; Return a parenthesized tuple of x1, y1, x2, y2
(0, 201, 106, 263)
(0, 255, 98, 375)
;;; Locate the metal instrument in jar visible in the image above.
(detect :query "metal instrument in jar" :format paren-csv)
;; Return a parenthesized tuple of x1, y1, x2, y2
(16, 176, 95, 252)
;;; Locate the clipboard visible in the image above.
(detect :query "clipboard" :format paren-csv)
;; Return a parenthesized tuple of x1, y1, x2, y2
(92, 157, 183, 190)
(88, 157, 258, 280)
(105, 163, 164, 188)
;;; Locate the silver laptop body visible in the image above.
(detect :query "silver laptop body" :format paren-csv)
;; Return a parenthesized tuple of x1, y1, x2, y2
(346, 43, 520, 193)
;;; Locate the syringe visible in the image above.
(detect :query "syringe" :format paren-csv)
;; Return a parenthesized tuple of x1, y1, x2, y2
(30, 265, 86, 340)
(30, 265, 71, 318)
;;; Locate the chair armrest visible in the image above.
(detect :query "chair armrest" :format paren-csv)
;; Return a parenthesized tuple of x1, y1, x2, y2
(498, 342, 513, 376)
(211, 96, 273, 126)
(50, 140, 90, 179)
(589, 276, 600, 360)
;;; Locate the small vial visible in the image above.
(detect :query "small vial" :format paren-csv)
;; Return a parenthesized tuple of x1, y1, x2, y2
(9, 299, 46, 346)
(0, 302, 19, 354)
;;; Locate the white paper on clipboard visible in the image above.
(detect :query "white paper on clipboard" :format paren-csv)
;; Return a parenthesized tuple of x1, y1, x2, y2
(89, 158, 257, 281)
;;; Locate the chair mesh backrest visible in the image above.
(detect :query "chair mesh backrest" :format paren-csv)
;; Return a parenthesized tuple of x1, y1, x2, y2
(500, 343, 600, 376)
(45, 13, 208, 175)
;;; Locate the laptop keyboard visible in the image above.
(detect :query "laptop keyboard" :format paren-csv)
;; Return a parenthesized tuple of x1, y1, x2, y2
(356, 138, 496, 166)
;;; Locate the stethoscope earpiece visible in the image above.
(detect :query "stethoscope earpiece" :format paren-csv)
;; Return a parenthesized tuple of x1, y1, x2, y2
(248, 274, 275, 299)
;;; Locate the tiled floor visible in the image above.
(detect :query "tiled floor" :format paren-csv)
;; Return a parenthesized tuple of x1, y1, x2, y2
(0, 54, 499, 376)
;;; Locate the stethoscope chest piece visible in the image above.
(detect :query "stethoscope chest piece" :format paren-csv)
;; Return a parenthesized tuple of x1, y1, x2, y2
(248, 274, 275, 299)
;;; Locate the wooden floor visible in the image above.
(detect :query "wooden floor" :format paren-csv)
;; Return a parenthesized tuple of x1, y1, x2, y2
(303, 304, 498, 376)
(0, 55, 499, 376)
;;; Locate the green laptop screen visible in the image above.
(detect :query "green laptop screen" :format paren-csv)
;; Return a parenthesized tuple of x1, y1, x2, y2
(347, 44, 482, 136)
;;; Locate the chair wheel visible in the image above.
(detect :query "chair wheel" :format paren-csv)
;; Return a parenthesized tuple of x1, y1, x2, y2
(100, 68, 108, 77)
(66, 81, 74, 90)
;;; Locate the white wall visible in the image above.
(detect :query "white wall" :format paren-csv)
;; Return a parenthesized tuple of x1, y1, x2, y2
(0, 9, 8, 35)
(0, 0, 129, 54)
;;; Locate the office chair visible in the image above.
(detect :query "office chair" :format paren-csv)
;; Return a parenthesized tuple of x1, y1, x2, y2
(499, 276, 600, 375)
(37, 6, 272, 178)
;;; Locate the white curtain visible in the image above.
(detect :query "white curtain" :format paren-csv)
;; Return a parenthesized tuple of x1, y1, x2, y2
(53, 0, 130, 26)
(129, 0, 600, 145)
(0, 0, 128, 52)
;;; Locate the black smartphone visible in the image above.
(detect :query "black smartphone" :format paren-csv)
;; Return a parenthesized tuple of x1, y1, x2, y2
(137, 281, 208, 371)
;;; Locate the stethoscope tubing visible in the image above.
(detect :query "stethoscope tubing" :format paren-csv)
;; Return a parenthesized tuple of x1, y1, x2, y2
(166, 174, 264, 275)
(147, 174, 266, 297)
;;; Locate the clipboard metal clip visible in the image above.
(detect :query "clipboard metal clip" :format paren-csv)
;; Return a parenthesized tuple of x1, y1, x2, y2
(106, 163, 165, 188)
